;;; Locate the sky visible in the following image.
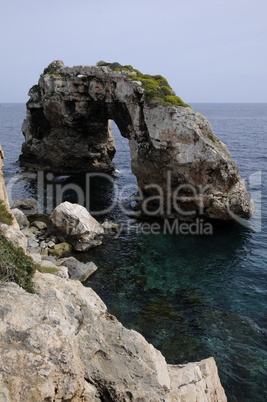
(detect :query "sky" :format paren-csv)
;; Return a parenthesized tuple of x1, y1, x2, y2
(0, 0, 266, 103)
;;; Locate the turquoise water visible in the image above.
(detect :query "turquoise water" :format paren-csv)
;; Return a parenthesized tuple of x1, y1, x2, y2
(0, 103, 266, 401)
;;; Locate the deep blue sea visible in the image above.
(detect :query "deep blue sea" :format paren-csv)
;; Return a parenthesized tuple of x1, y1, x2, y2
(0, 103, 266, 401)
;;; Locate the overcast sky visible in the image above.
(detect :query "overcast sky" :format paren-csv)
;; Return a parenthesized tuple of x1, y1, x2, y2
(1, 0, 266, 103)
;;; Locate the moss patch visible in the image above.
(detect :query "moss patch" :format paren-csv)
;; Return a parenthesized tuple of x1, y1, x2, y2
(208, 134, 216, 143)
(96, 60, 190, 108)
(208, 133, 223, 146)
(36, 264, 59, 275)
(0, 231, 35, 293)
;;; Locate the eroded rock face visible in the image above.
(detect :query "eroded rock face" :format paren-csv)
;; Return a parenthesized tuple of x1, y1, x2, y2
(20, 60, 254, 219)
(0, 272, 227, 401)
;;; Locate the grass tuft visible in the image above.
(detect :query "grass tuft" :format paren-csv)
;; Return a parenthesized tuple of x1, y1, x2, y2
(0, 231, 35, 293)
(96, 61, 191, 108)
(0, 200, 13, 225)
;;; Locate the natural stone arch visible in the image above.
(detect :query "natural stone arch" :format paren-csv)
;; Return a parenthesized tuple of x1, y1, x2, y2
(20, 60, 254, 220)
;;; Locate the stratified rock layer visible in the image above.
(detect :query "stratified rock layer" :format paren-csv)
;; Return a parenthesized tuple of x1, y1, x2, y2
(20, 60, 254, 219)
(0, 272, 227, 401)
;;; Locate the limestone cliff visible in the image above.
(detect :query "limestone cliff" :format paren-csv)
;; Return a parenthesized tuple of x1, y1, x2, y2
(0, 272, 227, 401)
(20, 60, 254, 220)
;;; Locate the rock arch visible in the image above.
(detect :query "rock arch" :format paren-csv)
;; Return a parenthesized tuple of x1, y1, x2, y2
(20, 60, 254, 220)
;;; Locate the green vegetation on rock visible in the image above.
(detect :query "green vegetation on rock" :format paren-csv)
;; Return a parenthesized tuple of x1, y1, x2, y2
(27, 84, 42, 106)
(29, 84, 41, 95)
(208, 133, 223, 146)
(35, 264, 59, 275)
(0, 231, 35, 293)
(96, 61, 190, 108)
(43, 62, 68, 77)
(0, 200, 13, 225)
(208, 134, 216, 143)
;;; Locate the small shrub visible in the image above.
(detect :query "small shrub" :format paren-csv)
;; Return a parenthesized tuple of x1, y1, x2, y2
(0, 231, 35, 293)
(160, 86, 172, 96)
(29, 84, 41, 94)
(27, 84, 42, 106)
(109, 62, 123, 70)
(43, 62, 69, 77)
(165, 95, 190, 108)
(0, 200, 13, 225)
(96, 60, 108, 66)
(43, 62, 56, 75)
(151, 75, 170, 88)
(99, 62, 191, 108)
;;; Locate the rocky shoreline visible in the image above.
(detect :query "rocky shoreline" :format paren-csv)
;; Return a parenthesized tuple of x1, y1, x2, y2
(0, 272, 227, 401)
(0, 142, 227, 400)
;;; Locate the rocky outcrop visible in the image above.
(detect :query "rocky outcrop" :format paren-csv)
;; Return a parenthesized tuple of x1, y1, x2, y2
(0, 272, 227, 401)
(168, 360, 227, 401)
(11, 208, 30, 229)
(20, 60, 254, 220)
(50, 201, 104, 251)
(59, 256, 97, 281)
(10, 198, 37, 215)
(0, 223, 27, 251)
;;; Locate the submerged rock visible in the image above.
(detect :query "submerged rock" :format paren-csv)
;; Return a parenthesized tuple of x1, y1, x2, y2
(59, 256, 97, 282)
(50, 201, 104, 251)
(48, 241, 72, 258)
(0, 272, 227, 401)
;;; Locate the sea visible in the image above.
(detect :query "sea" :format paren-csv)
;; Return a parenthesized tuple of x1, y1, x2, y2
(0, 102, 266, 402)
